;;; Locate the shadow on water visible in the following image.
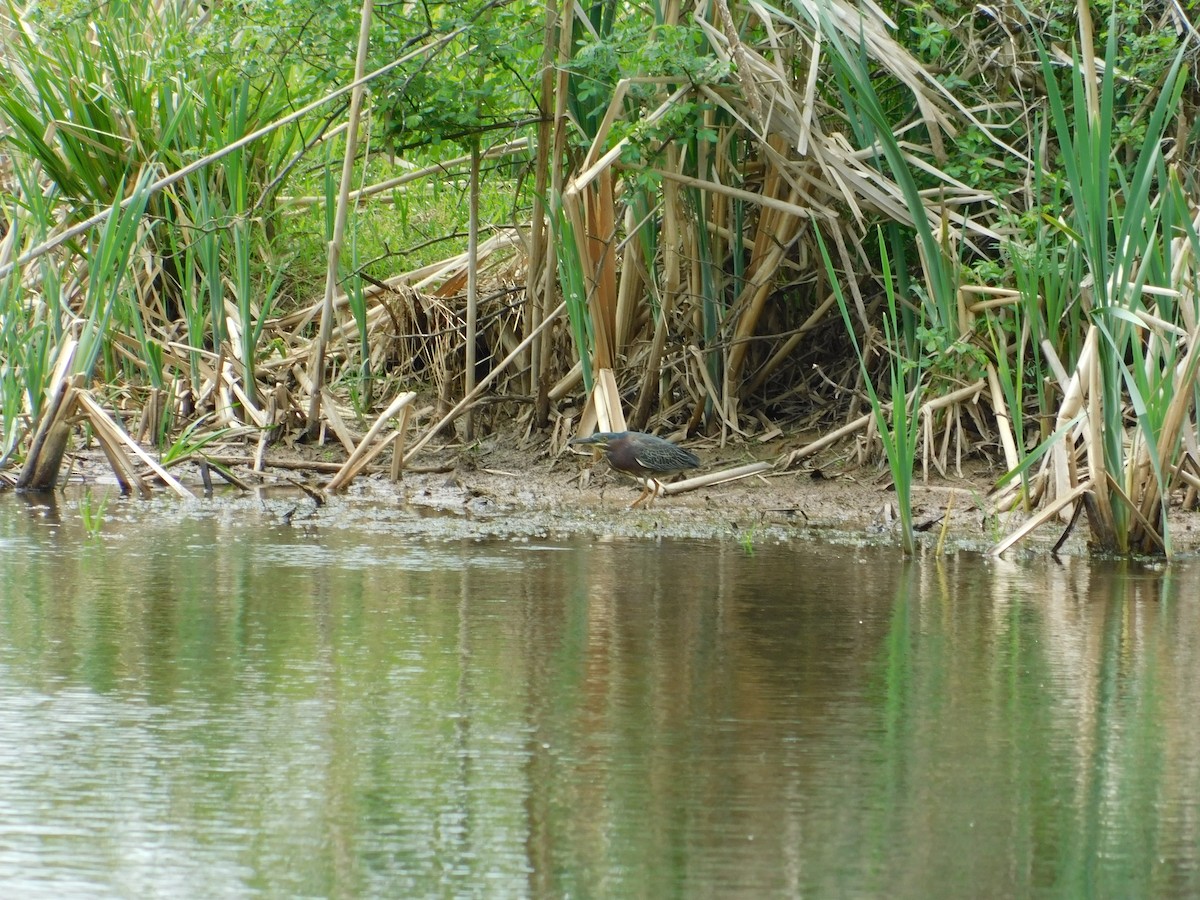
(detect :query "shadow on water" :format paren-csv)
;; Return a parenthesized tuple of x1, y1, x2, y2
(1, 494, 1199, 897)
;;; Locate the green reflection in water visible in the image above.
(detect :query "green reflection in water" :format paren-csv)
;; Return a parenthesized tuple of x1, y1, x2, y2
(1, 494, 1199, 898)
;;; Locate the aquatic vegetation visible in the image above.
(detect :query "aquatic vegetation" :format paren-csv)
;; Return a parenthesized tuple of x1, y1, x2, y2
(79, 488, 109, 539)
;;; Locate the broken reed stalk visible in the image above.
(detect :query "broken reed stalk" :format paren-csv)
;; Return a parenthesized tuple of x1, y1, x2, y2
(114, 447, 157, 497)
(319, 387, 360, 453)
(986, 362, 1021, 472)
(19, 416, 76, 493)
(16, 340, 80, 491)
(577, 369, 627, 436)
(307, 0, 374, 436)
(90, 414, 152, 498)
(781, 412, 872, 468)
(990, 479, 1094, 557)
(689, 345, 744, 437)
(325, 389, 416, 492)
(662, 461, 773, 496)
(390, 404, 414, 481)
(76, 391, 196, 499)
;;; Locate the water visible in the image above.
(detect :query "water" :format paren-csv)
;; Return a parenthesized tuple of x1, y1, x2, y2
(2, 492, 1200, 897)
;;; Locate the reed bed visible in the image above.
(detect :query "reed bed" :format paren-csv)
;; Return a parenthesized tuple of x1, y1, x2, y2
(2, 0, 1198, 555)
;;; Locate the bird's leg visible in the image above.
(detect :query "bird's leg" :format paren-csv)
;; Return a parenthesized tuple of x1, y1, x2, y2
(629, 479, 653, 509)
(650, 478, 666, 508)
(633, 475, 662, 511)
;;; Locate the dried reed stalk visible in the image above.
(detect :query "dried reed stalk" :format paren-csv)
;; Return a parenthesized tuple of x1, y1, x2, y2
(76, 391, 195, 499)
(325, 389, 416, 492)
(578, 370, 627, 436)
(990, 479, 1094, 557)
(16, 340, 80, 491)
(465, 140, 481, 439)
(662, 461, 773, 496)
(307, 0, 374, 434)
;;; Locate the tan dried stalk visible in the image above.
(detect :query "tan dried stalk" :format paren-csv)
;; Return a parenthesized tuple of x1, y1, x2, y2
(325, 389, 416, 492)
(77, 391, 195, 499)
(307, 0, 374, 434)
(525, 0, 557, 410)
(465, 141, 481, 439)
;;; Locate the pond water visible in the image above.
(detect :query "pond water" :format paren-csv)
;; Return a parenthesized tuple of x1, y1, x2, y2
(2, 491, 1200, 897)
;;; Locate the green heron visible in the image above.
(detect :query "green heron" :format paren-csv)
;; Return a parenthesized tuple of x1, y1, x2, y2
(568, 431, 700, 508)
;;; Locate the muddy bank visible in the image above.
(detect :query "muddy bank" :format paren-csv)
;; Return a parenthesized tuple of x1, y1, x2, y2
(44, 430, 1200, 557)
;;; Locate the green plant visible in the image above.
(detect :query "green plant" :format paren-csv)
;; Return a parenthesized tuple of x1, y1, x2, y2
(739, 527, 757, 556)
(816, 8, 959, 348)
(558, 210, 595, 392)
(80, 488, 109, 539)
(1027, 1, 1192, 555)
(74, 171, 157, 382)
(825, 228, 926, 555)
(0, 0, 320, 410)
(160, 418, 232, 467)
(377, 0, 542, 154)
(0, 270, 52, 460)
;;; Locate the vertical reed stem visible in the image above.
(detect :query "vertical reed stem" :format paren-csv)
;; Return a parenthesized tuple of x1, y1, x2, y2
(307, 0, 374, 437)
(465, 139, 480, 439)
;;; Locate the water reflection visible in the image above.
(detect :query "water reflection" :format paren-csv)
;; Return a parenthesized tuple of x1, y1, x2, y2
(1, 495, 1199, 896)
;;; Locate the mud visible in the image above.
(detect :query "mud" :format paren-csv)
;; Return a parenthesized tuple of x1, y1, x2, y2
(45, 429, 1200, 557)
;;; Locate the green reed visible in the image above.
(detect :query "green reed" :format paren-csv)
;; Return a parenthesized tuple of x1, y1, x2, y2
(1028, 1, 1191, 554)
(823, 229, 925, 555)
